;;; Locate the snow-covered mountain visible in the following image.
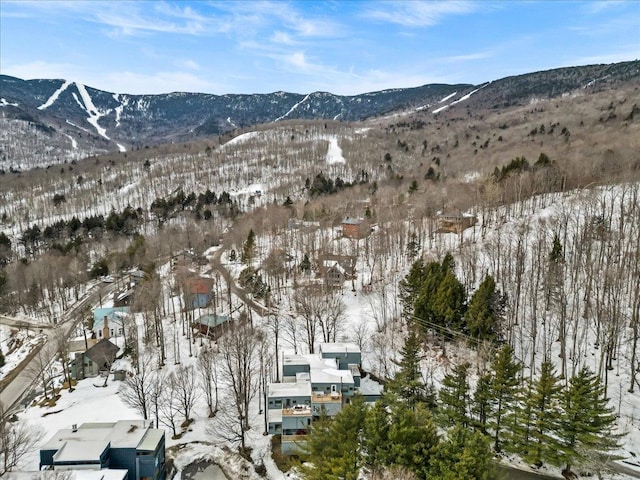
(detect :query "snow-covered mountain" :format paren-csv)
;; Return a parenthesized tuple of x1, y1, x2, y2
(0, 60, 638, 169)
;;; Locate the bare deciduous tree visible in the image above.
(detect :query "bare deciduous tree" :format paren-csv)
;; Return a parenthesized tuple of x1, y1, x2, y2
(120, 352, 155, 420)
(172, 364, 198, 425)
(198, 346, 219, 417)
(208, 318, 264, 454)
(0, 402, 44, 474)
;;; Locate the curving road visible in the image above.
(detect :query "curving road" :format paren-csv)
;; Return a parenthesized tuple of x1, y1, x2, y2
(1, 281, 117, 413)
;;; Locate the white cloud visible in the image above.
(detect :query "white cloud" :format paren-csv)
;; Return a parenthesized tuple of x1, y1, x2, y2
(2, 60, 81, 81)
(176, 59, 201, 71)
(101, 71, 226, 94)
(441, 51, 495, 63)
(363, 0, 478, 27)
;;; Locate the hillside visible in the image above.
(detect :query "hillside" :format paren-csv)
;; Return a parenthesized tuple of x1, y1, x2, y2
(1, 60, 638, 170)
(1, 59, 640, 479)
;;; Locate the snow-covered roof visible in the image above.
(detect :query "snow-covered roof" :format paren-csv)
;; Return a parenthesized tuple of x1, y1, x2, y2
(137, 428, 164, 452)
(268, 380, 311, 398)
(310, 367, 354, 385)
(42, 420, 157, 455)
(283, 354, 310, 366)
(52, 439, 108, 462)
(359, 375, 384, 396)
(319, 342, 360, 355)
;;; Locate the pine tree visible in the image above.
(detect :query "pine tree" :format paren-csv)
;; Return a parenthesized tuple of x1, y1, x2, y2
(488, 344, 522, 452)
(387, 328, 434, 408)
(399, 259, 425, 318)
(432, 269, 467, 334)
(524, 361, 564, 466)
(471, 372, 492, 433)
(241, 229, 255, 265)
(364, 398, 390, 467)
(437, 362, 471, 427)
(413, 259, 446, 325)
(301, 396, 367, 480)
(429, 425, 495, 480)
(386, 402, 440, 479)
(502, 378, 534, 458)
(465, 275, 505, 341)
(557, 366, 622, 474)
(300, 252, 311, 273)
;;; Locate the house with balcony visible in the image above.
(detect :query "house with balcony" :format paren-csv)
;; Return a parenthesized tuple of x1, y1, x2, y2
(39, 420, 165, 480)
(267, 343, 381, 455)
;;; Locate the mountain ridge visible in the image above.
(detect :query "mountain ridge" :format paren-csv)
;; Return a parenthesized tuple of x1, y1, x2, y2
(1, 60, 639, 170)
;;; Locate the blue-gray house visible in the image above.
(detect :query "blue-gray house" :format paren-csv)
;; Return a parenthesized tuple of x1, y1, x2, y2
(39, 420, 165, 480)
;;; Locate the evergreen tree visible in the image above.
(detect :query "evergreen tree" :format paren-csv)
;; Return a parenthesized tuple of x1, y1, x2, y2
(549, 234, 564, 264)
(471, 373, 492, 433)
(387, 328, 434, 408)
(0, 347, 4, 368)
(429, 425, 495, 480)
(413, 259, 447, 326)
(363, 397, 390, 467)
(241, 229, 256, 265)
(502, 378, 534, 458)
(386, 402, 440, 478)
(432, 269, 466, 334)
(488, 344, 522, 452)
(437, 362, 471, 428)
(399, 259, 425, 318)
(406, 232, 420, 260)
(557, 366, 621, 473)
(301, 396, 367, 480)
(465, 275, 505, 341)
(300, 253, 311, 273)
(522, 361, 564, 466)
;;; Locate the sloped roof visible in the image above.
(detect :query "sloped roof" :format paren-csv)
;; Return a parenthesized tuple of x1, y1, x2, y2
(184, 276, 214, 294)
(195, 314, 229, 328)
(84, 338, 119, 367)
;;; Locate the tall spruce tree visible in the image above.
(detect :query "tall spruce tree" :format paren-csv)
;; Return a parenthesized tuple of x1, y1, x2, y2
(301, 396, 367, 480)
(388, 328, 435, 408)
(364, 397, 391, 467)
(399, 259, 426, 318)
(428, 425, 495, 480)
(557, 366, 621, 474)
(241, 229, 255, 265)
(471, 372, 492, 433)
(525, 361, 564, 466)
(488, 344, 522, 452)
(385, 402, 440, 479)
(432, 269, 467, 334)
(437, 362, 471, 428)
(465, 275, 505, 341)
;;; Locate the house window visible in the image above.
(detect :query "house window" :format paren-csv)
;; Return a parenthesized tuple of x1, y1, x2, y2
(98, 330, 102, 338)
(110, 329, 114, 336)
(275, 399, 282, 408)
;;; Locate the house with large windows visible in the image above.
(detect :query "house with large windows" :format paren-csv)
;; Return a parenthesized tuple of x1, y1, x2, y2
(267, 343, 382, 455)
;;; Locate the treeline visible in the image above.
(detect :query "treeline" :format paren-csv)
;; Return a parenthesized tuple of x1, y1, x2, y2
(150, 188, 239, 221)
(301, 331, 621, 479)
(400, 253, 506, 342)
(306, 170, 370, 197)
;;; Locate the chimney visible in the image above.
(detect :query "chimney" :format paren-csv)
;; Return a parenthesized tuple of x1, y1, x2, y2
(103, 315, 110, 340)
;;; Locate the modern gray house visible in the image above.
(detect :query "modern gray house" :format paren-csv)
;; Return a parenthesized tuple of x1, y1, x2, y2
(267, 342, 382, 455)
(39, 420, 165, 480)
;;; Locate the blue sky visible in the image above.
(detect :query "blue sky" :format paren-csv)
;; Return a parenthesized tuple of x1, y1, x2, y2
(1, 1, 638, 95)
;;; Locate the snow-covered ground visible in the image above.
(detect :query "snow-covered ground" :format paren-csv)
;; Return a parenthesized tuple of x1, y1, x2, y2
(6, 179, 640, 479)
